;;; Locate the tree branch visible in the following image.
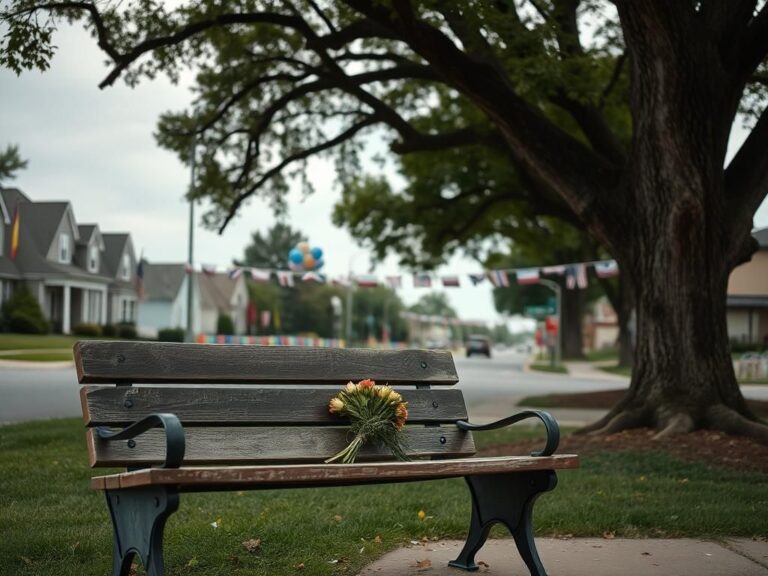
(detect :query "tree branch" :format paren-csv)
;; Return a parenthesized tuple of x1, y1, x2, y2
(344, 0, 624, 249)
(599, 52, 627, 110)
(737, 3, 768, 80)
(219, 115, 379, 232)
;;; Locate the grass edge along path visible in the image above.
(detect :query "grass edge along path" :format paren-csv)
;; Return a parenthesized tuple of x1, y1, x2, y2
(1, 418, 766, 576)
(529, 362, 568, 374)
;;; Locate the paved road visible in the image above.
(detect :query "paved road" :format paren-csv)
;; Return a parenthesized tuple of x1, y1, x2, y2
(1, 349, 767, 425)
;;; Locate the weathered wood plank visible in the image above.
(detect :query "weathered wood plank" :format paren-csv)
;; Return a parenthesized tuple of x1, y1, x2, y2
(90, 455, 579, 490)
(87, 425, 475, 467)
(81, 386, 468, 426)
(74, 342, 459, 385)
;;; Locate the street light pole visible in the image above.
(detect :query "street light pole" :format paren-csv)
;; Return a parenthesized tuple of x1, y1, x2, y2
(185, 125, 197, 343)
(537, 278, 562, 367)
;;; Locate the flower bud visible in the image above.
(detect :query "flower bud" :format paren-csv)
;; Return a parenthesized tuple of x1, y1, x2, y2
(377, 386, 392, 400)
(329, 398, 345, 413)
(388, 391, 402, 404)
(345, 382, 356, 394)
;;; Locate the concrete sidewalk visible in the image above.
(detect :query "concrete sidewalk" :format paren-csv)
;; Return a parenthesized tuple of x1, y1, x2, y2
(359, 538, 768, 576)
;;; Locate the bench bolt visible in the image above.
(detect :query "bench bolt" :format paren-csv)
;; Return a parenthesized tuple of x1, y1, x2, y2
(127, 439, 136, 449)
(440, 436, 447, 444)
(432, 400, 439, 408)
(420, 361, 428, 369)
(124, 399, 133, 408)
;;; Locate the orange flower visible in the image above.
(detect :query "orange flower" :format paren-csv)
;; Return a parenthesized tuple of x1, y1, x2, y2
(357, 378, 375, 390)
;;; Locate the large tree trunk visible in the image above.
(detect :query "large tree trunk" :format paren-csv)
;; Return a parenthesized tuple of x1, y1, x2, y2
(581, 5, 768, 440)
(560, 283, 585, 359)
(615, 277, 634, 369)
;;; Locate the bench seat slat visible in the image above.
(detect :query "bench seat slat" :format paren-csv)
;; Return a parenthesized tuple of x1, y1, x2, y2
(90, 455, 579, 490)
(87, 425, 475, 467)
(75, 342, 459, 385)
(81, 387, 468, 426)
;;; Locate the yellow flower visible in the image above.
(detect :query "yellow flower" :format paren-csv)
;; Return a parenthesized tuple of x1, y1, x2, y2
(377, 386, 392, 400)
(345, 382, 356, 393)
(329, 398, 345, 413)
(388, 391, 402, 404)
(417, 510, 426, 521)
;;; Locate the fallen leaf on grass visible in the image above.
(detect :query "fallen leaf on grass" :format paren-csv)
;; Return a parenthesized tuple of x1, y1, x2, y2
(187, 557, 199, 567)
(295, 562, 305, 570)
(374, 535, 382, 544)
(334, 514, 343, 522)
(602, 531, 615, 539)
(242, 538, 261, 553)
(211, 517, 223, 529)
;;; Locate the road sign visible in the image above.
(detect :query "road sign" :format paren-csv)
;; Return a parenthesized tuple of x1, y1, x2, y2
(524, 305, 556, 317)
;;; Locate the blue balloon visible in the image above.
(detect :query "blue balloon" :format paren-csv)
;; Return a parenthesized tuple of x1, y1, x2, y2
(289, 248, 304, 264)
(311, 246, 323, 260)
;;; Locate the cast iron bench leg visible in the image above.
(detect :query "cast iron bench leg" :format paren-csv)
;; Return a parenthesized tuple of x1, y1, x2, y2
(105, 487, 179, 576)
(449, 470, 557, 575)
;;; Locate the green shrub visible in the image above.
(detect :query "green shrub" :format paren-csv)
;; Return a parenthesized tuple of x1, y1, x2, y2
(157, 327, 185, 342)
(1, 287, 49, 334)
(72, 323, 102, 337)
(730, 339, 765, 353)
(101, 324, 116, 337)
(116, 323, 137, 339)
(217, 313, 235, 335)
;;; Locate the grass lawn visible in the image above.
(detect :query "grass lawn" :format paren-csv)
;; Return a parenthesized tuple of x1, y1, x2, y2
(529, 362, 568, 374)
(0, 351, 73, 362)
(2, 419, 766, 575)
(599, 364, 632, 377)
(0, 333, 83, 351)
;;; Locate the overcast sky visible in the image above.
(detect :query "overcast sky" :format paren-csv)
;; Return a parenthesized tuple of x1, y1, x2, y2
(2, 24, 767, 327)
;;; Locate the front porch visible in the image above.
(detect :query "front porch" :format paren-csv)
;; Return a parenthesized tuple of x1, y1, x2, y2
(44, 281, 108, 334)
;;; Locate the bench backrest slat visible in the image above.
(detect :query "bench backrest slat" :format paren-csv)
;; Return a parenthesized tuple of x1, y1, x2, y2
(81, 386, 468, 427)
(75, 342, 459, 385)
(86, 425, 475, 466)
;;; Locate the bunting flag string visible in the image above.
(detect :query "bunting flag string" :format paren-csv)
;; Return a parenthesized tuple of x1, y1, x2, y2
(179, 258, 618, 290)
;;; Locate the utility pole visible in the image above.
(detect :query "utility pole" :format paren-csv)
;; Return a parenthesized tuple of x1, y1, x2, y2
(185, 124, 197, 343)
(537, 278, 562, 367)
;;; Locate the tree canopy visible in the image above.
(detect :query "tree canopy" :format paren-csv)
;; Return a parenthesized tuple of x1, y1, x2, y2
(0, 144, 27, 184)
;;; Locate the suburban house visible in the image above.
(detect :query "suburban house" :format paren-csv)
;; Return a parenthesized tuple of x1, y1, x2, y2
(136, 262, 248, 338)
(726, 227, 768, 345)
(0, 187, 138, 333)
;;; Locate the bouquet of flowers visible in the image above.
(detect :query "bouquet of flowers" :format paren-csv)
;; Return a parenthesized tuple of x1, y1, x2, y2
(325, 379, 409, 464)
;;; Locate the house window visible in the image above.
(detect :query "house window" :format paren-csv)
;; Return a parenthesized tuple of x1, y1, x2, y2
(59, 233, 70, 263)
(89, 245, 99, 273)
(121, 299, 128, 322)
(121, 253, 131, 280)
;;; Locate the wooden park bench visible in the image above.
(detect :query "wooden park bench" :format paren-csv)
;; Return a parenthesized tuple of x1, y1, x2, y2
(75, 341, 578, 576)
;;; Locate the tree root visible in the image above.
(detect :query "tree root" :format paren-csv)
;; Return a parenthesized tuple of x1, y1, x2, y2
(583, 407, 649, 436)
(706, 404, 768, 443)
(652, 412, 694, 440)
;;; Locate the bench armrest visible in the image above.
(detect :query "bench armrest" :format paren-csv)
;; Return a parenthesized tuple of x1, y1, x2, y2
(456, 410, 559, 457)
(95, 413, 186, 468)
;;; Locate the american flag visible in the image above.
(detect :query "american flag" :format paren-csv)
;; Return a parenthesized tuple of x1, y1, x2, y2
(227, 267, 242, 280)
(385, 275, 402, 289)
(441, 276, 460, 288)
(277, 271, 295, 287)
(301, 272, 325, 284)
(541, 265, 566, 275)
(594, 260, 619, 278)
(566, 264, 588, 289)
(516, 268, 540, 285)
(488, 270, 510, 287)
(250, 268, 271, 283)
(355, 274, 379, 288)
(468, 273, 486, 286)
(413, 273, 432, 288)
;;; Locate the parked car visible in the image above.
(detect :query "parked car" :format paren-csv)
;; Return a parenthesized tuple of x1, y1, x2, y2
(466, 335, 492, 358)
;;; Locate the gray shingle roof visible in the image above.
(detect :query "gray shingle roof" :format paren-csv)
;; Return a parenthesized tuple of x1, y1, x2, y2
(0, 256, 19, 278)
(20, 202, 73, 255)
(0, 188, 31, 221)
(198, 273, 238, 311)
(78, 224, 97, 245)
(142, 263, 187, 301)
(102, 233, 130, 278)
